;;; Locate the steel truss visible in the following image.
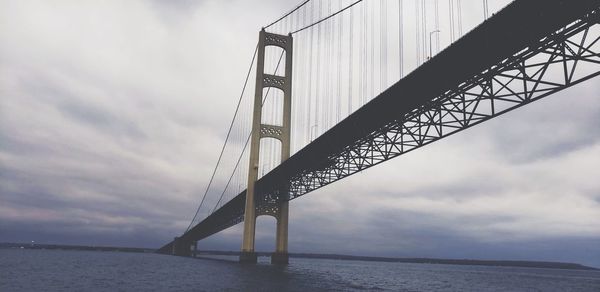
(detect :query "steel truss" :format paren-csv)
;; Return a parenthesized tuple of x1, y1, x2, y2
(260, 9, 600, 203)
(158, 6, 600, 254)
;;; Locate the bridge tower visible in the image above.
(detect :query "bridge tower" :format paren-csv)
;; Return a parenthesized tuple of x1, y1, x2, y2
(240, 29, 293, 264)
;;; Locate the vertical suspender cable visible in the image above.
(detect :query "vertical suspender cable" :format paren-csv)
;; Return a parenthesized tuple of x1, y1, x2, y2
(348, 3, 354, 115)
(323, 0, 329, 130)
(306, 1, 314, 144)
(399, 0, 403, 79)
(326, 0, 332, 130)
(315, 0, 322, 137)
(264, 0, 310, 30)
(416, 0, 421, 64)
(380, 0, 387, 89)
(358, 1, 364, 106)
(457, 0, 463, 37)
(449, 0, 455, 43)
(370, 1, 375, 98)
(434, 0, 440, 53)
(296, 7, 303, 150)
(337, 0, 343, 122)
(185, 44, 259, 232)
(211, 50, 285, 214)
(484, 0, 489, 20)
(422, 0, 427, 60)
(363, 1, 367, 104)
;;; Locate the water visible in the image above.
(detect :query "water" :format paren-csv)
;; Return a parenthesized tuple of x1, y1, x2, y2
(1, 249, 599, 291)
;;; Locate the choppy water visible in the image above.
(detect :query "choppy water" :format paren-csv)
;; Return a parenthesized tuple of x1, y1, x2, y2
(1, 249, 599, 291)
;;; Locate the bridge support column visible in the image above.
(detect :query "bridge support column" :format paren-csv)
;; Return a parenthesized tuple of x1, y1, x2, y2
(241, 29, 293, 264)
(272, 201, 289, 265)
(172, 237, 192, 257)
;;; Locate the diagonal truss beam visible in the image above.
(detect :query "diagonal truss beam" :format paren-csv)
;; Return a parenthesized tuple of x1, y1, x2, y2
(158, 2, 600, 253)
(259, 8, 600, 204)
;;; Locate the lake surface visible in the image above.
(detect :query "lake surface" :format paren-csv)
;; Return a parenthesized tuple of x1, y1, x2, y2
(1, 249, 599, 291)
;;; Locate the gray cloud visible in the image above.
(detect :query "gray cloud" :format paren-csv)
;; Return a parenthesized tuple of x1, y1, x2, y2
(1, 0, 599, 268)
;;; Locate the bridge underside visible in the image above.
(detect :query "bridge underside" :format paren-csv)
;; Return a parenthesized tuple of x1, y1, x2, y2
(158, 0, 600, 254)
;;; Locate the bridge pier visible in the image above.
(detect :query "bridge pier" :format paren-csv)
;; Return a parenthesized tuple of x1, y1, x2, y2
(272, 201, 289, 264)
(240, 29, 293, 264)
(239, 251, 258, 264)
(172, 237, 193, 257)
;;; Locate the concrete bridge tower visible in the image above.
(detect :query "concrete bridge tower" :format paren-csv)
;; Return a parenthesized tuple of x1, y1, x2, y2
(240, 29, 293, 265)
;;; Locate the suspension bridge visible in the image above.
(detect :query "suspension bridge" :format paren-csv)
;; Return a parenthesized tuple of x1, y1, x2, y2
(157, 0, 600, 264)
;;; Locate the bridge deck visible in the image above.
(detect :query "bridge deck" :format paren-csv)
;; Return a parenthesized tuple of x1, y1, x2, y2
(158, 0, 600, 253)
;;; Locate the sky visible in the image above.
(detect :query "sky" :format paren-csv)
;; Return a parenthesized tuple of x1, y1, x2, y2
(1, 0, 599, 267)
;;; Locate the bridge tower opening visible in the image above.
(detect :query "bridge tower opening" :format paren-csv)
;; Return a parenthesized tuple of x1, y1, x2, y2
(240, 29, 293, 265)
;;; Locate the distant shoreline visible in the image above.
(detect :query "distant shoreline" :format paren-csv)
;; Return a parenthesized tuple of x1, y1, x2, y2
(0, 242, 154, 254)
(197, 250, 598, 271)
(2, 242, 597, 271)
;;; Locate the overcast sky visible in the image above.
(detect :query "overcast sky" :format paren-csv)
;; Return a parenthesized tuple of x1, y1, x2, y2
(1, 0, 599, 267)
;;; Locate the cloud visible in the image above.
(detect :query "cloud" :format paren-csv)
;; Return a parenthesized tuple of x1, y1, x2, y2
(1, 0, 599, 268)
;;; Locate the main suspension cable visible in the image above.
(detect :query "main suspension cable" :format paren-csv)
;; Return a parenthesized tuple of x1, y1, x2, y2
(209, 51, 286, 215)
(291, 0, 364, 35)
(185, 44, 258, 232)
(264, 0, 311, 30)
